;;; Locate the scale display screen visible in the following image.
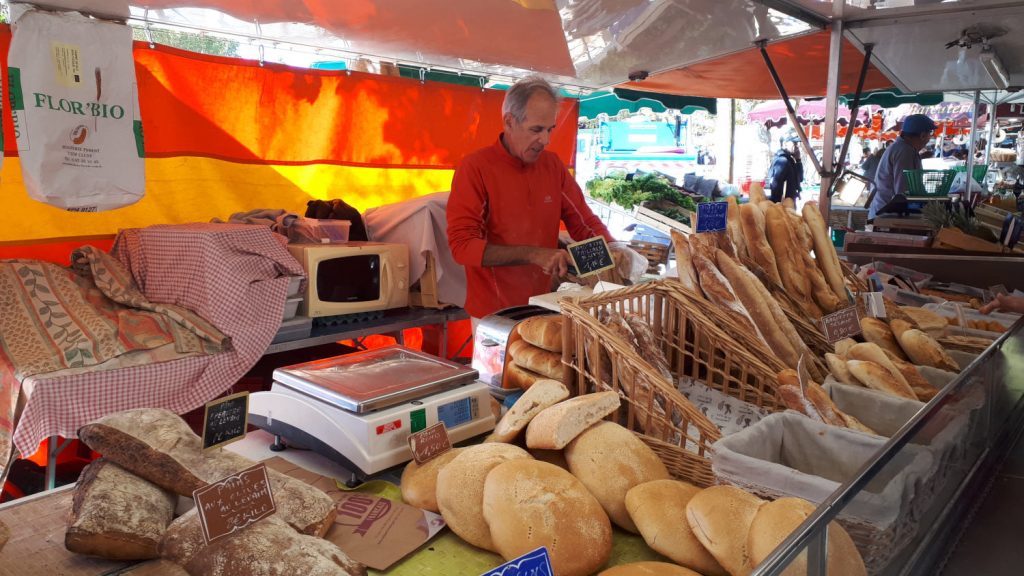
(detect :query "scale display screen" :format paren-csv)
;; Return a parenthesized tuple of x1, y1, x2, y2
(437, 397, 477, 429)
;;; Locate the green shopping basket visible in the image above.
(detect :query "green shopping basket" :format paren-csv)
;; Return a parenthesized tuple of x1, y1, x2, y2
(903, 169, 956, 198)
(952, 164, 988, 182)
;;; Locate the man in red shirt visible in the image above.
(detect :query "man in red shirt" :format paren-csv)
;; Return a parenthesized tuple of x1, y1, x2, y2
(447, 76, 614, 321)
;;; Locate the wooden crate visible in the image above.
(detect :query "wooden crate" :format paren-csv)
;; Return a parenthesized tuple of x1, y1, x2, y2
(409, 251, 453, 309)
(628, 240, 669, 274)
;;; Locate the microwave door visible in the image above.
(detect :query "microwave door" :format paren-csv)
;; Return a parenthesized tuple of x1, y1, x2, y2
(318, 254, 381, 304)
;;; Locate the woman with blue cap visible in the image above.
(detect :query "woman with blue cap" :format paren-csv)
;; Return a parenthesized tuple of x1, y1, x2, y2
(869, 113, 937, 219)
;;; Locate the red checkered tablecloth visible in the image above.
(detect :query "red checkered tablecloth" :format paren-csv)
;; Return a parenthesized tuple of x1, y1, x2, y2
(12, 223, 304, 456)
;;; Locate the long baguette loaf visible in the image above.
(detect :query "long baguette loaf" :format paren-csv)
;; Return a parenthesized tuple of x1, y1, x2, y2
(740, 203, 783, 287)
(802, 250, 843, 314)
(509, 339, 564, 381)
(670, 229, 701, 295)
(883, 352, 939, 402)
(624, 314, 672, 380)
(848, 342, 912, 393)
(896, 329, 960, 372)
(692, 251, 763, 342)
(764, 204, 815, 316)
(726, 196, 748, 261)
(861, 318, 909, 360)
(802, 202, 848, 303)
(749, 181, 769, 204)
(825, 353, 858, 386)
(846, 360, 917, 399)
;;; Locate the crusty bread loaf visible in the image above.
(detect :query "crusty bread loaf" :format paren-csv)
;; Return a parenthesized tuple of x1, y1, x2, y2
(670, 229, 701, 295)
(717, 250, 799, 369)
(896, 329, 960, 372)
(625, 480, 727, 576)
(509, 339, 563, 380)
(400, 447, 463, 513)
(79, 408, 336, 538)
(516, 315, 563, 353)
(900, 307, 949, 333)
(526, 391, 622, 450)
(686, 485, 766, 576)
(65, 459, 176, 560)
(776, 370, 844, 427)
(882, 352, 939, 402)
(726, 196, 748, 261)
(482, 459, 612, 576)
(861, 317, 909, 360)
(802, 202, 849, 304)
(846, 360, 917, 399)
(565, 422, 670, 533)
(848, 342, 912, 393)
(692, 251, 763, 340)
(491, 380, 570, 443)
(160, 510, 365, 576)
(435, 443, 531, 551)
(888, 318, 915, 339)
(825, 353, 858, 386)
(764, 203, 816, 316)
(834, 338, 857, 358)
(598, 562, 704, 576)
(503, 362, 544, 390)
(748, 498, 866, 576)
(740, 202, 783, 287)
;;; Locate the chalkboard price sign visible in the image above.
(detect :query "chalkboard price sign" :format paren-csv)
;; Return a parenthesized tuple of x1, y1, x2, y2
(566, 236, 614, 278)
(820, 306, 862, 344)
(193, 463, 276, 545)
(203, 391, 250, 451)
(695, 201, 729, 233)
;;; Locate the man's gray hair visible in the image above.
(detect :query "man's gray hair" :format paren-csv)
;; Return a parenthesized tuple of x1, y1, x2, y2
(502, 75, 559, 123)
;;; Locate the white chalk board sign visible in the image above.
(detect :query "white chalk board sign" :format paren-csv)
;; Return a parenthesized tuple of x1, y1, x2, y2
(203, 391, 250, 451)
(566, 236, 614, 278)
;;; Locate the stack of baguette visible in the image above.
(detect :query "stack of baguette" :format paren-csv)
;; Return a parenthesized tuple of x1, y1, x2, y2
(775, 369, 876, 434)
(503, 314, 564, 390)
(67, 408, 365, 576)
(827, 338, 941, 402)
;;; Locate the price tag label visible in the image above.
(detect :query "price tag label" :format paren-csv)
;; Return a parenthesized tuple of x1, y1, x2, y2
(863, 292, 887, 318)
(202, 391, 249, 451)
(193, 463, 276, 545)
(695, 201, 729, 233)
(820, 306, 862, 344)
(407, 422, 452, 464)
(480, 547, 553, 576)
(566, 236, 614, 277)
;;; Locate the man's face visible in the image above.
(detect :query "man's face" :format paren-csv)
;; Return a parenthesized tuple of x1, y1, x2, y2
(784, 140, 799, 155)
(910, 133, 933, 151)
(503, 92, 558, 164)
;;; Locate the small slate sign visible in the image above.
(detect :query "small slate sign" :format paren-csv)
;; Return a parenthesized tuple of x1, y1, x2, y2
(480, 547, 554, 576)
(566, 236, 614, 277)
(407, 422, 452, 465)
(193, 463, 276, 545)
(820, 306, 862, 344)
(695, 201, 729, 233)
(202, 391, 249, 451)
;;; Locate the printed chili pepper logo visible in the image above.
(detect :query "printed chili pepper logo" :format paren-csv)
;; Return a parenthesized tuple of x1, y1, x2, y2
(70, 125, 88, 145)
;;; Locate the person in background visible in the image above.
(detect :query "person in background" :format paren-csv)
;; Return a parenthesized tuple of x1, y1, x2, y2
(981, 293, 1024, 315)
(447, 76, 614, 324)
(870, 114, 937, 220)
(766, 131, 803, 203)
(860, 147, 883, 183)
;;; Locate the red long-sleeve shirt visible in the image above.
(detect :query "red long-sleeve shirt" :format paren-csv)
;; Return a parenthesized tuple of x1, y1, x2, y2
(447, 137, 612, 319)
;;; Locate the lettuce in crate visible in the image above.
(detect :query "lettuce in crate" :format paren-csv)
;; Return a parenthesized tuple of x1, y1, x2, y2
(586, 173, 702, 223)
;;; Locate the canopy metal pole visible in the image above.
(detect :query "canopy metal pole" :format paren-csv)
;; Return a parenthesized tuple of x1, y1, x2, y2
(820, 15, 845, 223)
(966, 90, 981, 204)
(758, 41, 824, 177)
(985, 91, 998, 166)
(835, 44, 874, 185)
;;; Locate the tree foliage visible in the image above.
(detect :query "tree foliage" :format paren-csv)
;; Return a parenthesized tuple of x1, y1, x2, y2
(131, 26, 239, 58)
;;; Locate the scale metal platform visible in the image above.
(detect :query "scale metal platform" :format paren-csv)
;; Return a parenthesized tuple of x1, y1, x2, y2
(248, 345, 494, 482)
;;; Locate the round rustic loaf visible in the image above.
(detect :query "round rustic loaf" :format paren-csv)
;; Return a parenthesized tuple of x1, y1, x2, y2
(565, 421, 669, 533)
(686, 485, 766, 576)
(399, 447, 463, 513)
(434, 443, 531, 551)
(598, 562, 703, 576)
(748, 497, 866, 576)
(482, 459, 612, 576)
(625, 480, 726, 576)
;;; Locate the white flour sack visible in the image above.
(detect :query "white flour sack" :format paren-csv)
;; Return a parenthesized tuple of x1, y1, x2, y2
(8, 7, 144, 211)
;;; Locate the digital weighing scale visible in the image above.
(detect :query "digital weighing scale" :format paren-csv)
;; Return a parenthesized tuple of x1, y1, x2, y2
(248, 345, 494, 483)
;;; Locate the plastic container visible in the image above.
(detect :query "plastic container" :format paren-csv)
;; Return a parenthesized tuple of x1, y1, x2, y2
(285, 275, 303, 297)
(288, 218, 351, 244)
(282, 296, 302, 321)
(902, 169, 956, 198)
(272, 314, 312, 344)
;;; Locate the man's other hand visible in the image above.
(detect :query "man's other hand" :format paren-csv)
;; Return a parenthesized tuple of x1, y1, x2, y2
(532, 247, 572, 277)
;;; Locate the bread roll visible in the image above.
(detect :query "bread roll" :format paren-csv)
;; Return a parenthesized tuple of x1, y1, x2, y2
(516, 314, 563, 353)
(670, 229, 701, 294)
(726, 196, 748, 261)
(435, 443, 531, 551)
(748, 498, 867, 576)
(834, 338, 857, 358)
(764, 203, 815, 316)
(66, 459, 176, 560)
(598, 562, 704, 576)
(802, 202, 848, 304)
(740, 202, 782, 287)
(717, 250, 799, 369)
(825, 353, 858, 386)
(692, 251, 762, 341)
(846, 360, 917, 399)
(400, 447, 463, 513)
(491, 380, 570, 443)
(160, 511, 365, 576)
(509, 339, 563, 380)
(565, 422, 670, 533)
(686, 485, 765, 576)
(848, 342, 911, 392)
(896, 329, 960, 372)
(526, 391, 621, 450)
(626, 480, 727, 576)
(503, 362, 544, 390)
(899, 307, 949, 333)
(860, 317, 908, 360)
(483, 460, 612, 576)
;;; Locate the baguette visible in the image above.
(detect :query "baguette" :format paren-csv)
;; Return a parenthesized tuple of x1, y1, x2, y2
(490, 380, 570, 443)
(802, 202, 848, 304)
(749, 181, 769, 204)
(776, 370, 844, 427)
(848, 342, 912, 392)
(764, 204, 816, 316)
(883, 352, 939, 402)
(740, 203, 782, 287)
(516, 315, 563, 352)
(526, 391, 621, 450)
(670, 229, 701, 295)
(825, 353, 858, 386)
(508, 339, 563, 381)
(503, 362, 545, 390)
(834, 338, 857, 358)
(896, 329, 960, 372)
(691, 251, 763, 342)
(624, 314, 673, 380)
(803, 251, 843, 314)
(726, 196, 748, 261)
(846, 360, 917, 399)
(860, 317, 909, 360)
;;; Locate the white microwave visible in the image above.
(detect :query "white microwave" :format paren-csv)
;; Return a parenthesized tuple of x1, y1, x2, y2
(286, 242, 409, 317)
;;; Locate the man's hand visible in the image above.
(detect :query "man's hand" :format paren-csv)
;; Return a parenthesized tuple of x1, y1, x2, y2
(980, 293, 1024, 315)
(531, 247, 572, 277)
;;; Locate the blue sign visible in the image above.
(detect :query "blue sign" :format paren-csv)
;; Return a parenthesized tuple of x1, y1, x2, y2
(1000, 214, 1022, 250)
(696, 201, 729, 233)
(480, 547, 553, 576)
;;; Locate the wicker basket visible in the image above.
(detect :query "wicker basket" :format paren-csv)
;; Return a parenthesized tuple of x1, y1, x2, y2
(560, 281, 790, 486)
(629, 240, 669, 274)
